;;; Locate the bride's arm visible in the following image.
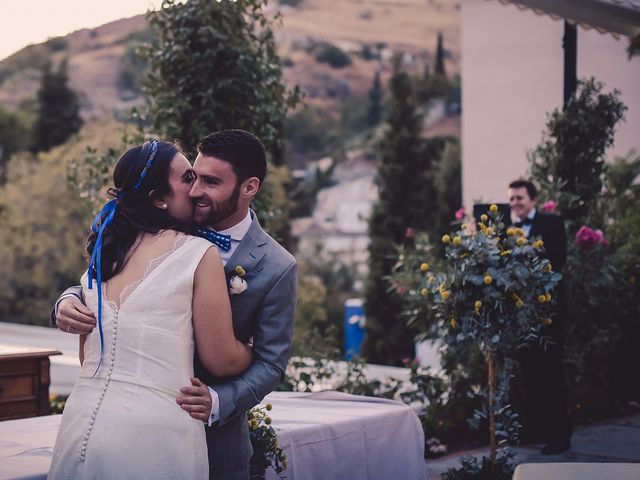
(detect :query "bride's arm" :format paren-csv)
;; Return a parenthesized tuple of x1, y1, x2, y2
(192, 247, 252, 377)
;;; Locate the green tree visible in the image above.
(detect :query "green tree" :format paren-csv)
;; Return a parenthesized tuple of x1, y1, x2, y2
(529, 78, 626, 232)
(367, 69, 383, 127)
(0, 118, 123, 325)
(433, 140, 461, 237)
(0, 105, 31, 182)
(31, 60, 83, 152)
(141, 0, 300, 162)
(362, 60, 445, 365)
(435, 31, 446, 77)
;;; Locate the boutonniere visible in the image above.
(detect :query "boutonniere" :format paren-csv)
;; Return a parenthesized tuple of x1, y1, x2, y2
(229, 263, 264, 295)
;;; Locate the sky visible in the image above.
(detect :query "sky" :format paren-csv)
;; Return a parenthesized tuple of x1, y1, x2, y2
(0, 0, 165, 61)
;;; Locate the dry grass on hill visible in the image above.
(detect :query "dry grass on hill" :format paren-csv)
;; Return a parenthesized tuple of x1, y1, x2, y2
(0, 1, 459, 118)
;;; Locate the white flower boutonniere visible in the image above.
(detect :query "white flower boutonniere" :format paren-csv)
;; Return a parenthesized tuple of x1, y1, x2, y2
(229, 275, 248, 295)
(229, 265, 248, 295)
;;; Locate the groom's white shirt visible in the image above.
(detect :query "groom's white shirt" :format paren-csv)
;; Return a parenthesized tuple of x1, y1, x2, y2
(206, 209, 253, 425)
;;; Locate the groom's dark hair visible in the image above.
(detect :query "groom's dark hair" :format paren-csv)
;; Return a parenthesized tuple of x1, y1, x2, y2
(197, 129, 267, 186)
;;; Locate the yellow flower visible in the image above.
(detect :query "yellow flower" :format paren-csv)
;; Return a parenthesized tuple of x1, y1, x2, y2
(442, 234, 451, 244)
(427, 276, 435, 285)
(516, 228, 525, 236)
(486, 227, 495, 236)
(541, 318, 553, 326)
(421, 288, 429, 297)
(507, 227, 516, 236)
(450, 318, 459, 329)
(265, 416, 272, 425)
(235, 265, 246, 277)
(441, 290, 450, 300)
(534, 240, 544, 249)
(420, 262, 430, 272)
(483, 275, 493, 285)
(500, 250, 511, 257)
(516, 237, 526, 246)
(538, 294, 547, 303)
(461, 223, 468, 230)
(453, 236, 461, 246)
(516, 300, 524, 309)
(480, 214, 488, 222)
(49, 391, 57, 402)
(489, 204, 498, 213)
(474, 300, 482, 314)
(266, 403, 273, 411)
(546, 263, 553, 272)
(545, 293, 552, 302)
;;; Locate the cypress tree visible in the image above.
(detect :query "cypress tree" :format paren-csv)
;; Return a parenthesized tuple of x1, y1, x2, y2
(362, 59, 445, 365)
(367, 69, 383, 127)
(32, 60, 82, 152)
(435, 31, 446, 77)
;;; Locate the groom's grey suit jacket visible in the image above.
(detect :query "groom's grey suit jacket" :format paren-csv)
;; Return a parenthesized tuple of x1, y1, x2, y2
(51, 214, 297, 480)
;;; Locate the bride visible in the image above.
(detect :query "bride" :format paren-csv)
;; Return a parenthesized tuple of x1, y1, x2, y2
(48, 140, 252, 479)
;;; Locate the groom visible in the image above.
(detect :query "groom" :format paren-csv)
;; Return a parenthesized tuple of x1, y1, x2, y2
(52, 129, 297, 479)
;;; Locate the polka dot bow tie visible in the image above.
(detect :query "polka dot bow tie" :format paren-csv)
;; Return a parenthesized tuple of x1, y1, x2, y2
(196, 228, 232, 251)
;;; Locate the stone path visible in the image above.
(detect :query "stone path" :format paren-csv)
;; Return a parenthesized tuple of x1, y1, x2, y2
(427, 413, 640, 478)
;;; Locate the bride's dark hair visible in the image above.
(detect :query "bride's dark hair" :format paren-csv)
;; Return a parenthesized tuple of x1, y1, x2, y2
(86, 140, 193, 282)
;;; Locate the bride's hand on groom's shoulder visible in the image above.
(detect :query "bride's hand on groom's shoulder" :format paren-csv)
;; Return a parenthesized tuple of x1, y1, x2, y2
(176, 377, 212, 423)
(57, 297, 96, 335)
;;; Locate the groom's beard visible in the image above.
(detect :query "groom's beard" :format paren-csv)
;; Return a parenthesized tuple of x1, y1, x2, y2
(203, 185, 241, 228)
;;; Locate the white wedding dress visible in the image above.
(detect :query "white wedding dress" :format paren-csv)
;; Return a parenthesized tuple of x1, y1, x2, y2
(49, 234, 213, 480)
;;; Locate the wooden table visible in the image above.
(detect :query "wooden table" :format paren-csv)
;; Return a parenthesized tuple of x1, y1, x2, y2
(0, 345, 61, 421)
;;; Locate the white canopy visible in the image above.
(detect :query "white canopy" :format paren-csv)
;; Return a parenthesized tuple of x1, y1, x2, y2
(494, 0, 640, 38)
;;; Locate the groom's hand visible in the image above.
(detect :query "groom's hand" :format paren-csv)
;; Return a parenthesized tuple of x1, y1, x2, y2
(177, 377, 212, 423)
(57, 297, 96, 335)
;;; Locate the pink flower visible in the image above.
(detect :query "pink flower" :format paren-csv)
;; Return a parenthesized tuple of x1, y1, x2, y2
(542, 200, 557, 213)
(455, 207, 466, 220)
(575, 225, 608, 250)
(396, 285, 408, 295)
(405, 227, 415, 238)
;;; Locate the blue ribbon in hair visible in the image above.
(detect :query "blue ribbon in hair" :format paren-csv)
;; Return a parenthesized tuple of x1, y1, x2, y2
(134, 139, 159, 190)
(87, 139, 158, 378)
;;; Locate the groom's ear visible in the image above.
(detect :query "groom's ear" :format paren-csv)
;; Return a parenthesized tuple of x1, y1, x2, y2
(241, 177, 260, 198)
(148, 190, 168, 210)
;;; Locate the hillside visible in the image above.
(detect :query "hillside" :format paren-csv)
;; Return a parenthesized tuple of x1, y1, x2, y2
(0, 0, 460, 118)
(0, 15, 148, 116)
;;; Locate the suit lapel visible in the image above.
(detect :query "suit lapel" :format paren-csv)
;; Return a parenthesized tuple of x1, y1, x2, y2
(529, 212, 541, 238)
(224, 211, 268, 279)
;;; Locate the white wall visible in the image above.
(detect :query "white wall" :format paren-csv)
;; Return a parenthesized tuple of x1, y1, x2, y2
(461, 0, 640, 206)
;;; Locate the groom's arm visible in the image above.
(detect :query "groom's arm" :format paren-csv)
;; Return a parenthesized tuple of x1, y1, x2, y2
(51, 286, 96, 334)
(214, 261, 297, 426)
(50, 286, 83, 326)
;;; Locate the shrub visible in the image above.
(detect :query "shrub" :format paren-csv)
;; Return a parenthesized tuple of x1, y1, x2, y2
(392, 206, 560, 472)
(312, 42, 352, 69)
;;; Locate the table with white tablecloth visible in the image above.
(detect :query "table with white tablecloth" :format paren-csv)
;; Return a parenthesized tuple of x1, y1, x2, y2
(0, 391, 427, 480)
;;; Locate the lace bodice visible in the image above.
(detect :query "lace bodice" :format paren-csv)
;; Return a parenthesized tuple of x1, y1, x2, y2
(79, 234, 214, 396)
